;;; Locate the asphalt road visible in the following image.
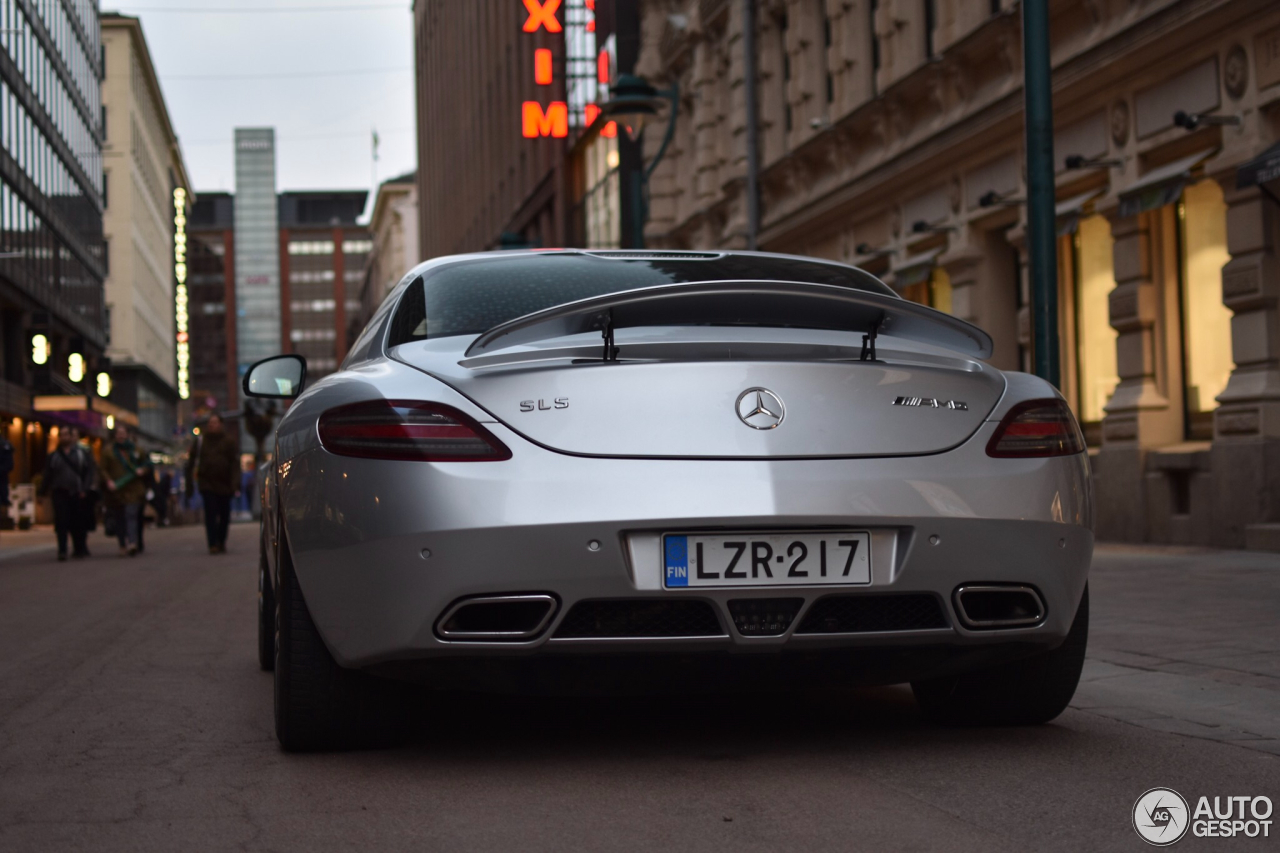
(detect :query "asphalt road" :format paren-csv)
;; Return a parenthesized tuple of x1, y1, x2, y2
(1, 524, 1278, 852)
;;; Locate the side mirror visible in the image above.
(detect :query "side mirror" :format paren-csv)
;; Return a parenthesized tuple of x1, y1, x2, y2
(243, 354, 307, 399)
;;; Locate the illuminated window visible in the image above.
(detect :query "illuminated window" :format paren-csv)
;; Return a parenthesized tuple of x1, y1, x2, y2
(1069, 215, 1120, 428)
(575, 126, 620, 248)
(288, 240, 335, 255)
(901, 266, 950, 313)
(1178, 180, 1233, 440)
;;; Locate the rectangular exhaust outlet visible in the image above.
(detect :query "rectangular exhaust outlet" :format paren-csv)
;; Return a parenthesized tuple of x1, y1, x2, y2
(436, 594, 557, 641)
(953, 585, 1046, 629)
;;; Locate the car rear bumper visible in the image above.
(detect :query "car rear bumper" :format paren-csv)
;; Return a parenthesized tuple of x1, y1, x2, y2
(279, 420, 1093, 671)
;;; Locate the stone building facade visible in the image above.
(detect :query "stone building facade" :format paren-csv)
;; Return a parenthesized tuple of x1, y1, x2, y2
(634, 0, 1280, 548)
(101, 13, 192, 446)
(356, 170, 418, 330)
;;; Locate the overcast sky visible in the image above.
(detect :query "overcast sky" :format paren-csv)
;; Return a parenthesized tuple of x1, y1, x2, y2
(109, 1, 416, 207)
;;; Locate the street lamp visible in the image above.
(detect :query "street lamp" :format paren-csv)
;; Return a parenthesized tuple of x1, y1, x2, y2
(600, 74, 680, 249)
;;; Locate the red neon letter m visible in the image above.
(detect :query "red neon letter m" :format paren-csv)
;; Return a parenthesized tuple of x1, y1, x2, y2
(522, 101, 568, 138)
(522, 0, 562, 33)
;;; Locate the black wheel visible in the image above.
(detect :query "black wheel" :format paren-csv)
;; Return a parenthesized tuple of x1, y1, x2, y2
(257, 543, 275, 672)
(273, 540, 409, 751)
(912, 584, 1089, 726)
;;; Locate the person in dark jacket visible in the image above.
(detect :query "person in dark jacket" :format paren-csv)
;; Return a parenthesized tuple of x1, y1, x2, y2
(153, 469, 172, 527)
(41, 427, 96, 560)
(0, 434, 13, 538)
(101, 425, 149, 556)
(186, 414, 241, 554)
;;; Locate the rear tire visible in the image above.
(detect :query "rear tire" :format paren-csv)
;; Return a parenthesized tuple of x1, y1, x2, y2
(257, 545, 275, 672)
(273, 540, 409, 751)
(912, 585, 1089, 726)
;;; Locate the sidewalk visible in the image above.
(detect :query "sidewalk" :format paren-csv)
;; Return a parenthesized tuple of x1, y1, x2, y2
(0, 525, 56, 562)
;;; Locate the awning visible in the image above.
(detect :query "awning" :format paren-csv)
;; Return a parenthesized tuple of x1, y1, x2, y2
(890, 248, 942, 289)
(32, 395, 139, 428)
(1237, 142, 1280, 190)
(1117, 148, 1217, 218)
(1055, 188, 1104, 236)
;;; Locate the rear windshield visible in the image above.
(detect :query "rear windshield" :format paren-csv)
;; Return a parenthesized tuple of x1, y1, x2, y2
(388, 253, 894, 345)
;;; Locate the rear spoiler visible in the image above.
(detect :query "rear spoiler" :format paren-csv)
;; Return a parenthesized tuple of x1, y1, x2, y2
(463, 280, 993, 360)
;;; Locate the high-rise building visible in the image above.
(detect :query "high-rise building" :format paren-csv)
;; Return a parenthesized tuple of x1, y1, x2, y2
(100, 13, 192, 448)
(185, 183, 372, 418)
(232, 128, 282, 379)
(278, 191, 370, 378)
(0, 0, 107, 491)
(187, 192, 235, 415)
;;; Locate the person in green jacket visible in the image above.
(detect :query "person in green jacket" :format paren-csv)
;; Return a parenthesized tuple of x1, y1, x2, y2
(101, 425, 150, 556)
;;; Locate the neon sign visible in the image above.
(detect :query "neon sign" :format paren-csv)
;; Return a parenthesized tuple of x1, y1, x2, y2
(521, 0, 567, 138)
(520, 0, 614, 139)
(173, 187, 190, 400)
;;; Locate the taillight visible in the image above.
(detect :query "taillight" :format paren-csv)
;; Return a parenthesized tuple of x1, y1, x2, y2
(985, 399, 1085, 458)
(318, 400, 511, 461)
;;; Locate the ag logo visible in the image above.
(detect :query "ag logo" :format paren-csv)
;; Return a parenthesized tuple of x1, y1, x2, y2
(1133, 787, 1190, 846)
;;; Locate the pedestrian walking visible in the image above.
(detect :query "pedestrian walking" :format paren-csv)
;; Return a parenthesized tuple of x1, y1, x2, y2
(185, 414, 240, 554)
(39, 427, 95, 560)
(100, 425, 149, 557)
(0, 433, 12, 537)
(153, 469, 172, 527)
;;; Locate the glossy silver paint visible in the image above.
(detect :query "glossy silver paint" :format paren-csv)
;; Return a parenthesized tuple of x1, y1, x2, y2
(261, 250, 1093, 680)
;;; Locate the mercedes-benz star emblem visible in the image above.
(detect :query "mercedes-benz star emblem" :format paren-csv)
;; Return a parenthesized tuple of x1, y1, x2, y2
(736, 388, 785, 430)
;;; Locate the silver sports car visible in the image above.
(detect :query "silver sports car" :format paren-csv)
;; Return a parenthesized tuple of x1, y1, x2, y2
(246, 250, 1092, 751)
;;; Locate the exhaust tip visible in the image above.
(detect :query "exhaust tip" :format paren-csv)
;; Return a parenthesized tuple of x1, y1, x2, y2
(436, 594, 558, 641)
(954, 585, 1046, 630)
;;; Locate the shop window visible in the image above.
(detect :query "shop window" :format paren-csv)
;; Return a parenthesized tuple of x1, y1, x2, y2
(1072, 215, 1119, 431)
(1177, 180, 1233, 440)
(901, 266, 951, 312)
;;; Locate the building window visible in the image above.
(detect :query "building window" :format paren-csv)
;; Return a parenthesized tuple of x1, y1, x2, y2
(822, 5, 833, 105)
(901, 266, 951, 313)
(870, 0, 880, 88)
(1177, 180, 1233, 440)
(290, 328, 336, 342)
(290, 299, 336, 312)
(289, 269, 335, 284)
(1070, 216, 1121, 427)
(288, 240, 335, 255)
(925, 0, 937, 58)
(342, 239, 373, 254)
(575, 128, 620, 249)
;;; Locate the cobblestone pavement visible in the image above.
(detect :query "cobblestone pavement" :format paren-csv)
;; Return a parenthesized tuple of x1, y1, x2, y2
(1, 525, 1277, 851)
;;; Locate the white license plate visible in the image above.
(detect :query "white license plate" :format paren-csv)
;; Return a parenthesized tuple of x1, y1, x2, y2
(663, 532, 871, 588)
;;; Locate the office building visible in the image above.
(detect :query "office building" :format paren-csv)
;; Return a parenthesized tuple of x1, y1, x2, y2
(0, 0, 106, 494)
(100, 12, 192, 447)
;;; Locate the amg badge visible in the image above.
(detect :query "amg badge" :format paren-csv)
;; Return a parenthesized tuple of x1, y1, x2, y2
(894, 396, 968, 411)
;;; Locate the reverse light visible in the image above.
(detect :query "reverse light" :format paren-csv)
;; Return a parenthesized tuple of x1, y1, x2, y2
(318, 400, 511, 462)
(985, 399, 1085, 458)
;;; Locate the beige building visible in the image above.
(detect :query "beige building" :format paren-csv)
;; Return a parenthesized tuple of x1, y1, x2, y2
(358, 171, 420, 327)
(633, 0, 1280, 549)
(101, 13, 193, 445)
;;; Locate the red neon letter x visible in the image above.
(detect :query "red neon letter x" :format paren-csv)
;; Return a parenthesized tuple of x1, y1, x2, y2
(522, 0, 562, 33)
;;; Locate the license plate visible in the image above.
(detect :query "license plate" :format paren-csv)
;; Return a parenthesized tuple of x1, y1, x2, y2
(663, 532, 871, 588)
